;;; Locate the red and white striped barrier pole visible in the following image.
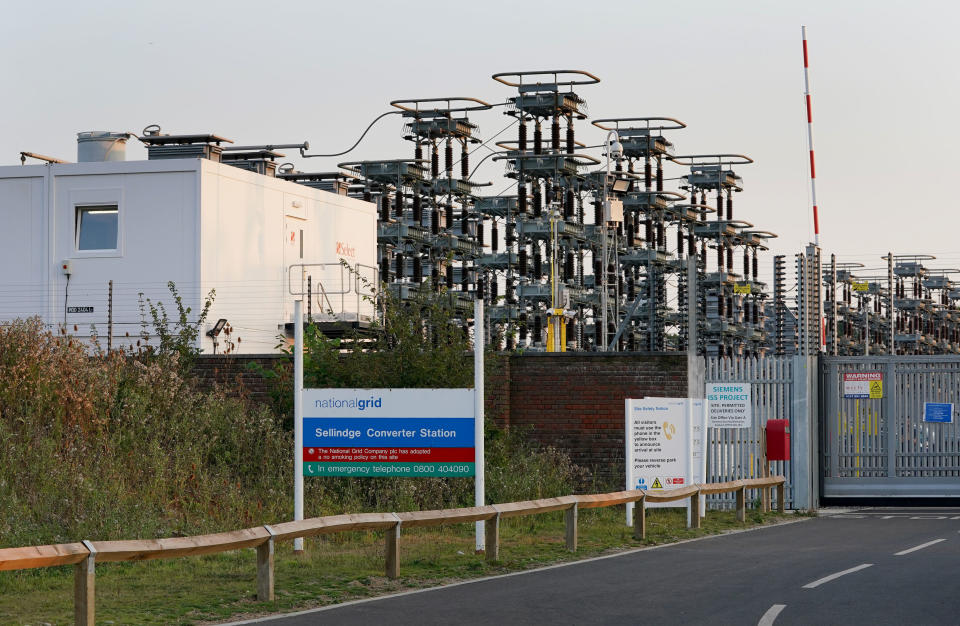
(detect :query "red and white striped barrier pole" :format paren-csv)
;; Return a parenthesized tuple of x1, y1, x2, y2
(802, 25, 820, 247)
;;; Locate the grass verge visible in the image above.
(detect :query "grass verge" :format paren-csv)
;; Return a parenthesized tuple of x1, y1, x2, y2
(0, 506, 794, 624)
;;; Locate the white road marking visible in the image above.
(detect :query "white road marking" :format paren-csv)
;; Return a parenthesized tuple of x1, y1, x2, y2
(894, 538, 946, 555)
(758, 603, 786, 626)
(802, 563, 873, 589)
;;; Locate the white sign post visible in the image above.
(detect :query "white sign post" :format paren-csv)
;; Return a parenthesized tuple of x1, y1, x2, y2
(625, 398, 706, 526)
(705, 383, 752, 429)
(293, 299, 304, 553)
(473, 299, 485, 552)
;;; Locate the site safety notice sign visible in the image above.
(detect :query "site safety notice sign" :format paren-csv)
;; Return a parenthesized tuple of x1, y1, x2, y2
(302, 388, 475, 477)
(843, 372, 883, 399)
(705, 383, 752, 428)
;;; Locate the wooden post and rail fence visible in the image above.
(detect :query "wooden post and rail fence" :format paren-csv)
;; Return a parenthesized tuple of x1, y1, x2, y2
(0, 476, 785, 625)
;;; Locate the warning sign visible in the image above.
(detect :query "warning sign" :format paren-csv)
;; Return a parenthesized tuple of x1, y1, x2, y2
(651, 477, 663, 489)
(733, 283, 752, 294)
(852, 281, 869, 292)
(844, 372, 882, 399)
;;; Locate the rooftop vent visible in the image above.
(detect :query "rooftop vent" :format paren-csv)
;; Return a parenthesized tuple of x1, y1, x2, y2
(276, 166, 356, 196)
(221, 150, 282, 176)
(138, 125, 232, 162)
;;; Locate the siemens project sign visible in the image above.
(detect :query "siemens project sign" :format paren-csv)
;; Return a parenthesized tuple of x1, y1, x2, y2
(302, 388, 476, 477)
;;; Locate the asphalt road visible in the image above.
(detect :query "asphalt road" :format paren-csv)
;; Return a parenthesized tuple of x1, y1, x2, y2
(231, 508, 960, 625)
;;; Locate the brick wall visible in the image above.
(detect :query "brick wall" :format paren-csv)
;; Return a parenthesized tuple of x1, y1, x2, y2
(194, 352, 688, 485)
(495, 353, 688, 486)
(193, 355, 285, 406)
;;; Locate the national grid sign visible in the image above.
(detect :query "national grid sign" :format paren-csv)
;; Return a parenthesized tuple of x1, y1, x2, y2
(302, 388, 475, 477)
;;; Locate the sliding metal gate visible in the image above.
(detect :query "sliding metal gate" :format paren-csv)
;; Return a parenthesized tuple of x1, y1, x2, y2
(822, 355, 960, 498)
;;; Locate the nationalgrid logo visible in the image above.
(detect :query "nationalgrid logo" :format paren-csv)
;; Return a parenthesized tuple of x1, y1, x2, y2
(314, 396, 382, 411)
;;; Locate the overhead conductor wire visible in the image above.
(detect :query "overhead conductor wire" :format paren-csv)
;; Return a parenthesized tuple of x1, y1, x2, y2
(802, 25, 820, 247)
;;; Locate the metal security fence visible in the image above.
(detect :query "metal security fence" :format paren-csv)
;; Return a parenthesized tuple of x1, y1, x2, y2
(704, 356, 810, 509)
(822, 355, 960, 498)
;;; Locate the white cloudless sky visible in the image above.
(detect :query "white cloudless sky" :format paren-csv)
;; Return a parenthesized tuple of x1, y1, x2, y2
(3, 0, 958, 276)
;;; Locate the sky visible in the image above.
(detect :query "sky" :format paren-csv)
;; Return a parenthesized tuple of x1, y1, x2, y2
(3, 0, 959, 280)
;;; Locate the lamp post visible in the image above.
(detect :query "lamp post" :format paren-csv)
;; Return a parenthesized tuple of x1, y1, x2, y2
(600, 130, 623, 351)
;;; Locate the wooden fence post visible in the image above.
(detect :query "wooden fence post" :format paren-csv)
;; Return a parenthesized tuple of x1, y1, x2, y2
(485, 512, 500, 562)
(736, 486, 746, 522)
(761, 429, 771, 513)
(257, 526, 276, 602)
(777, 482, 785, 513)
(385, 517, 401, 579)
(565, 503, 578, 552)
(633, 496, 646, 541)
(690, 490, 701, 529)
(74, 541, 96, 626)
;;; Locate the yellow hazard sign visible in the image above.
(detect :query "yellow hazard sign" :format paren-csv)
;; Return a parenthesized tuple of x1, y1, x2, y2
(651, 477, 663, 489)
(852, 281, 869, 292)
(869, 380, 883, 399)
(734, 283, 752, 294)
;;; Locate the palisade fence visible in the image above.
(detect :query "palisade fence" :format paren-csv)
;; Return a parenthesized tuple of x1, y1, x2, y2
(704, 355, 818, 511)
(0, 477, 785, 625)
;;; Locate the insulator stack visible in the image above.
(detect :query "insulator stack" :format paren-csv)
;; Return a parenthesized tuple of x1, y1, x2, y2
(491, 222, 499, 252)
(363, 189, 372, 202)
(519, 247, 528, 275)
(444, 139, 453, 176)
(477, 219, 485, 247)
(534, 121, 542, 154)
(431, 144, 439, 178)
(519, 182, 528, 214)
(565, 251, 574, 281)
(446, 264, 454, 289)
(395, 253, 404, 280)
(395, 189, 404, 218)
(534, 250, 542, 276)
(431, 208, 440, 235)
(743, 249, 750, 279)
(565, 190, 575, 220)
(518, 121, 527, 151)
(413, 194, 422, 223)
(413, 256, 422, 283)
(656, 156, 663, 191)
(551, 115, 560, 151)
(644, 158, 652, 190)
(726, 192, 733, 221)
(461, 145, 469, 179)
(519, 313, 528, 341)
(379, 256, 390, 283)
(380, 194, 390, 222)
(566, 118, 574, 154)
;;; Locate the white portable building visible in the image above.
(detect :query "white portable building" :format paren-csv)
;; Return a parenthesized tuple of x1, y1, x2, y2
(0, 135, 377, 353)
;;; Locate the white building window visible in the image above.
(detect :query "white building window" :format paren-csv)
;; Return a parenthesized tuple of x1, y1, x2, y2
(75, 205, 119, 251)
